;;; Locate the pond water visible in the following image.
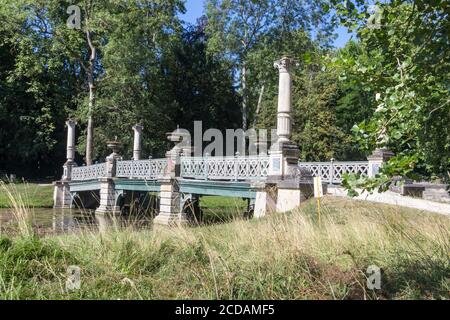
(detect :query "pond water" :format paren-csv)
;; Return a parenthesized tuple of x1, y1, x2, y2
(0, 207, 154, 236)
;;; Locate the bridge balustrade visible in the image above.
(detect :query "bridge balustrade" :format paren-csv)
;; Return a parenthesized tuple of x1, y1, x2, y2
(116, 159, 168, 179)
(180, 156, 270, 181)
(298, 161, 369, 184)
(70, 157, 369, 184)
(71, 163, 107, 181)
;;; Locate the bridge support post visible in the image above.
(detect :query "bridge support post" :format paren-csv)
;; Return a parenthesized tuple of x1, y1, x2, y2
(265, 56, 315, 213)
(154, 177, 187, 226)
(53, 119, 77, 209)
(253, 182, 277, 218)
(276, 180, 320, 213)
(95, 178, 121, 214)
(53, 181, 72, 209)
(270, 56, 301, 179)
(367, 148, 394, 177)
(153, 128, 191, 225)
(95, 139, 122, 215)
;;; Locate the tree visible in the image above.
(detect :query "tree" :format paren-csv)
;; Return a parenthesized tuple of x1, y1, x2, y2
(1, 0, 186, 167)
(0, 21, 77, 177)
(332, 0, 450, 193)
(205, 0, 334, 130)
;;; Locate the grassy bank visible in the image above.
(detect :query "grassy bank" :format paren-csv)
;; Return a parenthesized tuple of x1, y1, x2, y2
(0, 183, 54, 208)
(0, 196, 448, 300)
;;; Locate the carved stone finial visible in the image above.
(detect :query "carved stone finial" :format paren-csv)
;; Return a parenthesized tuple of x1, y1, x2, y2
(66, 119, 77, 127)
(274, 56, 296, 73)
(132, 124, 143, 132)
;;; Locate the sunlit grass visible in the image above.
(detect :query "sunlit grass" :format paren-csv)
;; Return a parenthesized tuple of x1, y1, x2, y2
(0, 190, 448, 300)
(0, 183, 53, 208)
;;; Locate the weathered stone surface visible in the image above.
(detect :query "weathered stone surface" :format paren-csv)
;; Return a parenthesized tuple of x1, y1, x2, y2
(132, 124, 143, 161)
(53, 181, 72, 208)
(367, 148, 394, 177)
(154, 178, 187, 226)
(423, 187, 450, 203)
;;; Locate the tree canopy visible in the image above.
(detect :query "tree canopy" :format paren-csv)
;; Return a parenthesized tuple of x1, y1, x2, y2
(0, 0, 448, 188)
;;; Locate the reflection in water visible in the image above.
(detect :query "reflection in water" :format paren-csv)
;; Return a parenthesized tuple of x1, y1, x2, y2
(0, 207, 153, 236)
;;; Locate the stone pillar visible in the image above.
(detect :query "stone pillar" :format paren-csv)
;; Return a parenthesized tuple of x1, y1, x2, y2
(154, 127, 190, 225)
(53, 181, 73, 209)
(66, 120, 76, 162)
(165, 127, 190, 177)
(62, 119, 77, 180)
(269, 56, 300, 179)
(154, 177, 187, 226)
(95, 178, 121, 215)
(252, 182, 277, 218)
(273, 56, 294, 144)
(367, 148, 394, 177)
(54, 120, 77, 208)
(95, 139, 122, 215)
(132, 124, 143, 160)
(276, 179, 325, 213)
(266, 57, 315, 213)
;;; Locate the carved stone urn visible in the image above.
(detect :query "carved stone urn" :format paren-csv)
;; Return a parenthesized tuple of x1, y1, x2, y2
(106, 136, 122, 160)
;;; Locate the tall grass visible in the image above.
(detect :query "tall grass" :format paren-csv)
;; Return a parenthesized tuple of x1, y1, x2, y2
(0, 182, 54, 208)
(0, 192, 448, 300)
(0, 181, 33, 237)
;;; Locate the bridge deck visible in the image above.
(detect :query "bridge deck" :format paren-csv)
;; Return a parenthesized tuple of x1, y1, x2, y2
(69, 178, 255, 198)
(178, 179, 255, 198)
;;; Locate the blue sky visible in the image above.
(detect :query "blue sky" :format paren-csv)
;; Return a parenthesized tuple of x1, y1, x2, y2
(179, 0, 353, 48)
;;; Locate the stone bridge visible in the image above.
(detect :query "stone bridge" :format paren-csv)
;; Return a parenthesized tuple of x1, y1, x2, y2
(53, 56, 390, 225)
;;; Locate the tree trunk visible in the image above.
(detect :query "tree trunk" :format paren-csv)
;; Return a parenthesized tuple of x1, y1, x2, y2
(241, 64, 248, 131)
(253, 84, 265, 128)
(86, 78, 94, 165)
(85, 23, 96, 165)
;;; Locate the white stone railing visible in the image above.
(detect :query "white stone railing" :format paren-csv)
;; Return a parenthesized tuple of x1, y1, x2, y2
(72, 163, 107, 181)
(116, 159, 168, 180)
(181, 156, 270, 181)
(298, 161, 369, 184)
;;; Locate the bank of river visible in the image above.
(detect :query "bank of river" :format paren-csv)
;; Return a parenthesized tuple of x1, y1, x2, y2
(0, 183, 54, 208)
(0, 207, 153, 236)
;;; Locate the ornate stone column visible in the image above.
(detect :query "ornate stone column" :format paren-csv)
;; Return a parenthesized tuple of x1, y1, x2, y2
(154, 127, 190, 225)
(269, 56, 300, 177)
(96, 139, 122, 215)
(264, 57, 314, 214)
(273, 56, 294, 145)
(54, 119, 77, 209)
(62, 119, 77, 180)
(132, 124, 143, 161)
(66, 119, 76, 162)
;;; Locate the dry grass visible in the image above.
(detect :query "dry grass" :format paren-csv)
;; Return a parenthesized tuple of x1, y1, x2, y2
(0, 182, 33, 237)
(0, 187, 449, 300)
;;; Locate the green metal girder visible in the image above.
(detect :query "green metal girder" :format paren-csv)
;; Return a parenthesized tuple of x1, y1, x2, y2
(178, 179, 256, 199)
(69, 180, 101, 192)
(113, 178, 161, 192)
(68, 178, 255, 198)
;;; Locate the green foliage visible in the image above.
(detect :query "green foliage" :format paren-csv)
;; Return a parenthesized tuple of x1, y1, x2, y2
(1, 0, 448, 188)
(0, 0, 241, 172)
(0, 237, 75, 285)
(205, 0, 335, 129)
(292, 63, 348, 161)
(333, 0, 450, 189)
